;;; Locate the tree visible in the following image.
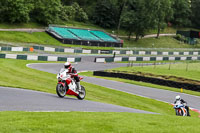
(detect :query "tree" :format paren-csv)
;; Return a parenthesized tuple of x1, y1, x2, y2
(172, 0, 191, 27)
(150, 0, 173, 38)
(71, 2, 88, 22)
(0, 0, 33, 23)
(92, 0, 117, 28)
(191, 0, 200, 28)
(116, 0, 128, 36)
(122, 0, 152, 41)
(30, 0, 62, 25)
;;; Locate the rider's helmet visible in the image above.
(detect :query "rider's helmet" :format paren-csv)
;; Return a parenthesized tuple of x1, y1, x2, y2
(175, 95, 181, 100)
(64, 62, 71, 69)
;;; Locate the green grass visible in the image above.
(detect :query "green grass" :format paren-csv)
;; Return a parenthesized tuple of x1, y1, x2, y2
(0, 31, 115, 50)
(1, 24, 200, 49)
(1, 31, 199, 49)
(0, 31, 62, 46)
(123, 36, 200, 48)
(0, 22, 44, 29)
(111, 62, 200, 81)
(0, 112, 200, 133)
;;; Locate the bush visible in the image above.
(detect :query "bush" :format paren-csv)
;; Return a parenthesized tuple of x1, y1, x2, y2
(175, 34, 186, 42)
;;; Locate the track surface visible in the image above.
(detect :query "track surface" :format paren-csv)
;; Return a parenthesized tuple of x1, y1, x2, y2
(0, 86, 154, 113)
(28, 62, 200, 110)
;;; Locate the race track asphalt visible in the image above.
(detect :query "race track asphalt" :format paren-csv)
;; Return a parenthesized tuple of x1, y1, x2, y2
(0, 86, 155, 113)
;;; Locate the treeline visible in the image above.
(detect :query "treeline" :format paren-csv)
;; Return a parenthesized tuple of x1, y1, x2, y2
(0, 0, 200, 40)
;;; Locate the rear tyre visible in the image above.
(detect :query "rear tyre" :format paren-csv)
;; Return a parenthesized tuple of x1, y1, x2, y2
(56, 84, 66, 98)
(77, 85, 86, 100)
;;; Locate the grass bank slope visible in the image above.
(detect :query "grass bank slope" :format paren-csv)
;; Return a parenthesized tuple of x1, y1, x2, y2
(111, 62, 200, 81)
(0, 112, 199, 133)
(1, 31, 200, 49)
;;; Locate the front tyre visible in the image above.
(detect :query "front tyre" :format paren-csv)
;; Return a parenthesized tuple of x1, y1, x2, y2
(77, 85, 86, 100)
(56, 84, 66, 98)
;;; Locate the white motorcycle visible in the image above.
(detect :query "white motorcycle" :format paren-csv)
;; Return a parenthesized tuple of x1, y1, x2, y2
(173, 101, 188, 116)
(56, 68, 86, 100)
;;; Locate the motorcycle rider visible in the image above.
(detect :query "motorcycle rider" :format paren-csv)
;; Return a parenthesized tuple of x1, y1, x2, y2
(174, 95, 190, 116)
(64, 62, 81, 92)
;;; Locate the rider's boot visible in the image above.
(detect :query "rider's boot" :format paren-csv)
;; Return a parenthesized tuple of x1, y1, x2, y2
(77, 82, 81, 92)
(186, 106, 191, 116)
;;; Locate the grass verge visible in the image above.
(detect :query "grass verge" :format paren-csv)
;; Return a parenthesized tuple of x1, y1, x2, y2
(0, 112, 200, 133)
(0, 22, 44, 29)
(111, 62, 200, 81)
(1, 31, 200, 49)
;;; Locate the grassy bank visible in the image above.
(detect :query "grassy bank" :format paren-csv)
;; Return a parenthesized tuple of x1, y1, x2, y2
(0, 112, 199, 133)
(111, 62, 200, 81)
(123, 36, 200, 48)
(0, 22, 44, 29)
(0, 31, 115, 50)
(1, 31, 200, 49)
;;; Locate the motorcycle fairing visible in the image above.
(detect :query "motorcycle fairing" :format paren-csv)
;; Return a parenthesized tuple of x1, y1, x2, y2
(66, 89, 78, 96)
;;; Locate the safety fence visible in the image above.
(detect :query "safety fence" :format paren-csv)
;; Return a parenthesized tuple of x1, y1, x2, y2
(95, 56, 200, 62)
(1, 46, 200, 56)
(0, 53, 81, 62)
(93, 71, 200, 92)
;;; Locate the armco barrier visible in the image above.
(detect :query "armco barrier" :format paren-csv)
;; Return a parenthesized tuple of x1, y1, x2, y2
(95, 56, 200, 62)
(0, 53, 81, 62)
(93, 71, 200, 92)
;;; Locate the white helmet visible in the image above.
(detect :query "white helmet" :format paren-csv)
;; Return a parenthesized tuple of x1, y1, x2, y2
(64, 62, 71, 69)
(175, 95, 181, 100)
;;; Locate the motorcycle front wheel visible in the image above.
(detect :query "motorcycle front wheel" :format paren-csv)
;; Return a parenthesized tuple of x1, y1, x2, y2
(56, 84, 66, 98)
(77, 85, 86, 100)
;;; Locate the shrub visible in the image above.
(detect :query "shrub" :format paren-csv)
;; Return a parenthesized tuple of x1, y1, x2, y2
(175, 34, 186, 42)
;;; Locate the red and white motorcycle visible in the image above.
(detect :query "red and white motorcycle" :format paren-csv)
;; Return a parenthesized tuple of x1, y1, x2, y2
(56, 68, 86, 100)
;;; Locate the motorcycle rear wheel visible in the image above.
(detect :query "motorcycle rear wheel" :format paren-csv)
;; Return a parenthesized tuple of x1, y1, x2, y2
(77, 85, 86, 100)
(56, 84, 66, 98)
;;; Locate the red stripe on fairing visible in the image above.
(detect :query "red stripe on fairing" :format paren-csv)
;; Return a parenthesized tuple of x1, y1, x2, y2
(199, 32, 200, 38)
(66, 89, 78, 96)
(58, 82, 65, 86)
(66, 78, 71, 85)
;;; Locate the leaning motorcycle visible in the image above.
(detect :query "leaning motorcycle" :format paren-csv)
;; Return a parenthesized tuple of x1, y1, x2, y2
(173, 101, 188, 116)
(56, 68, 86, 100)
